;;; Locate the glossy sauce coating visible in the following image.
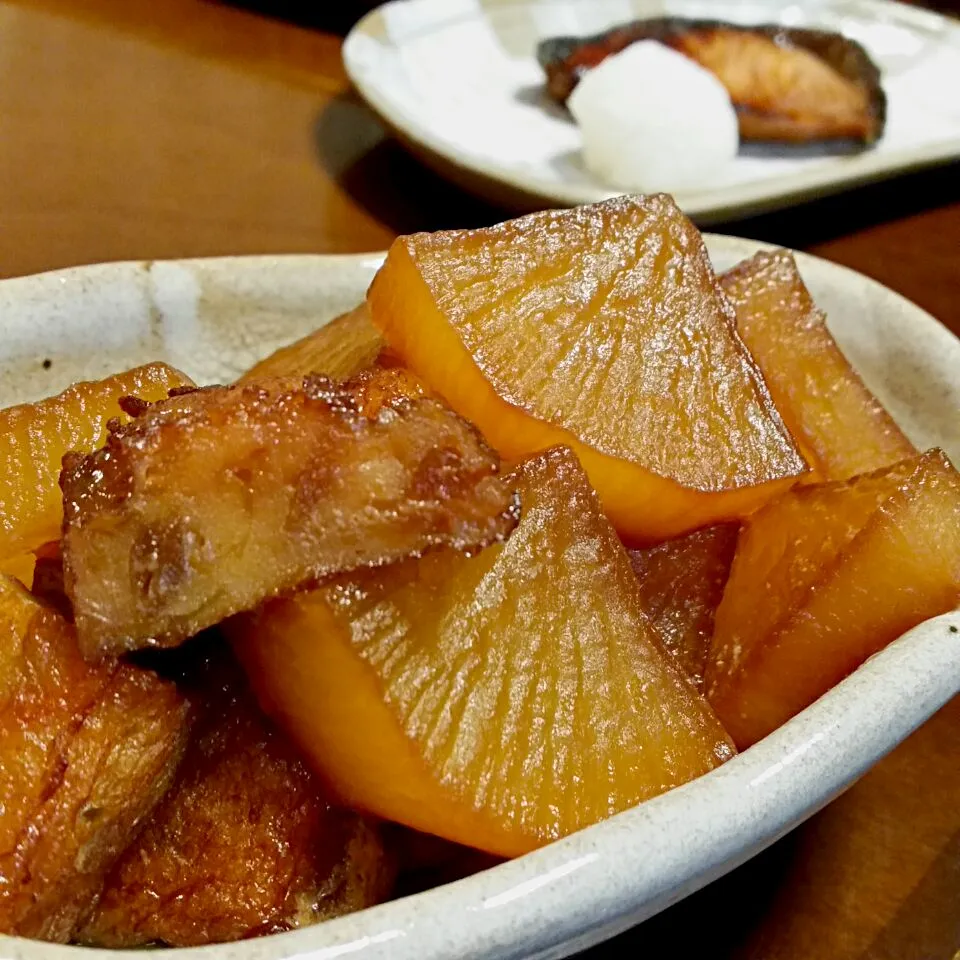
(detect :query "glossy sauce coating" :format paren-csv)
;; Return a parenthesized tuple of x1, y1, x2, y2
(0, 577, 190, 942)
(722, 249, 915, 481)
(386, 196, 801, 488)
(707, 450, 960, 746)
(79, 648, 393, 947)
(369, 196, 807, 543)
(236, 447, 734, 857)
(628, 522, 739, 690)
(62, 368, 518, 658)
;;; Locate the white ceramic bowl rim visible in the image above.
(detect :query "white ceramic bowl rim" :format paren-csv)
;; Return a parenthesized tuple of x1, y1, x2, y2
(0, 247, 957, 960)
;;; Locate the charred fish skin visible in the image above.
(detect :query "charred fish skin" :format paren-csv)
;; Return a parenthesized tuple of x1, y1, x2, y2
(538, 18, 886, 146)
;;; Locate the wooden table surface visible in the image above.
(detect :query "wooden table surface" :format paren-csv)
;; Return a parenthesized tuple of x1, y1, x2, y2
(1, 1, 958, 956)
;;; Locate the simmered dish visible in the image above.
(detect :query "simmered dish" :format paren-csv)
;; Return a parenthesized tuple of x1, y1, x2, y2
(1, 195, 958, 945)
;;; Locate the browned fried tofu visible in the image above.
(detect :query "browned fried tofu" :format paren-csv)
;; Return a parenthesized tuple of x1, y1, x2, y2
(0, 577, 190, 942)
(78, 646, 394, 947)
(62, 368, 519, 659)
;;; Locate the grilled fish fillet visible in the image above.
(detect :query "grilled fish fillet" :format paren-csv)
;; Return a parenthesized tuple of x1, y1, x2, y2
(539, 19, 886, 144)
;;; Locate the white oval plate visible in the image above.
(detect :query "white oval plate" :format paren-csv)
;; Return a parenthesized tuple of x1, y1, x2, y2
(0, 240, 958, 960)
(343, 0, 960, 223)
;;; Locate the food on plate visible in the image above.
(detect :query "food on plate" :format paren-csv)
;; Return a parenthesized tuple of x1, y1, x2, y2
(61, 368, 519, 659)
(0, 192, 955, 947)
(0, 577, 190, 941)
(567, 41, 739, 193)
(628, 523, 739, 690)
(367, 194, 807, 544)
(539, 19, 886, 145)
(0, 363, 194, 565)
(722, 250, 916, 481)
(233, 447, 736, 858)
(78, 646, 393, 947)
(240, 303, 384, 382)
(706, 449, 960, 748)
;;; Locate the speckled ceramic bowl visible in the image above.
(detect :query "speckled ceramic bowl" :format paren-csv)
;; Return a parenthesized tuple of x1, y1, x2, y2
(1, 239, 958, 960)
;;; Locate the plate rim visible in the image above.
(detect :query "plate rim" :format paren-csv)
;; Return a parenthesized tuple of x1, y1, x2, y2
(0, 244, 958, 960)
(342, 0, 960, 223)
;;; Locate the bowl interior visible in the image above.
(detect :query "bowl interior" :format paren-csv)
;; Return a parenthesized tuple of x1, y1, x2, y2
(0, 242, 957, 960)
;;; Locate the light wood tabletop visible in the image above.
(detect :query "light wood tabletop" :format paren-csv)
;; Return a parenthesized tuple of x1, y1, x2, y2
(0, 1, 958, 956)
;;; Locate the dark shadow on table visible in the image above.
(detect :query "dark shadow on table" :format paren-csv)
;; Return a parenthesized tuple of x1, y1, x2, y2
(576, 830, 800, 957)
(719, 161, 960, 250)
(218, 0, 960, 36)
(315, 88, 960, 251)
(313, 94, 504, 236)
(215, 1, 380, 35)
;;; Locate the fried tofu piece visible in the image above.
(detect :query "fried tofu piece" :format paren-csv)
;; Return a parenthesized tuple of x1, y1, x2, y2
(62, 368, 519, 659)
(0, 577, 190, 942)
(78, 647, 394, 947)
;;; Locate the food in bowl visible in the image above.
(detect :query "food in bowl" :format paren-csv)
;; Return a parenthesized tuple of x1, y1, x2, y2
(1, 195, 957, 945)
(627, 523, 740, 692)
(721, 250, 916, 480)
(233, 446, 736, 858)
(367, 194, 808, 543)
(75, 646, 394, 948)
(59, 369, 517, 658)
